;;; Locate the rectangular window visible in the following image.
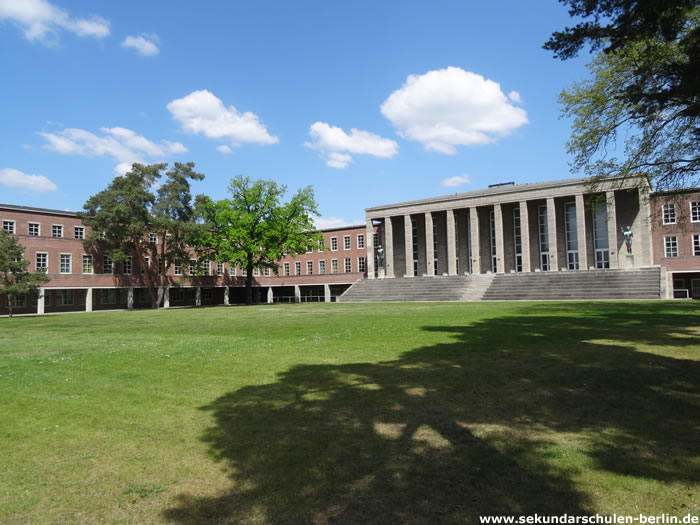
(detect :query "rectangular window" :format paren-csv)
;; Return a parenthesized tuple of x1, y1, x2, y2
(149, 233, 158, 244)
(56, 290, 73, 306)
(331, 259, 338, 274)
(306, 245, 313, 253)
(357, 234, 365, 249)
(693, 234, 700, 256)
(691, 201, 700, 222)
(331, 237, 338, 251)
(28, 222, 40, 236)
(538, 205, 550, 271)
(8, 294, 25, 308)
(344, 257, 352, 273)
(203, 262, 211, 276)
(123, 256, 132, 275)
(264, 267, 270, 277)
(665, 236, 678, 257)
(217, 262, 224, 276)
(189, 259, 196, 275)
(306, 260, 313, 275)
(156, 258, 163, 275)
(358, 256, 366, 273)
(174, 262, 182, 275)
(242, 268, 247, 277)
(565, 202, 579, 270)
(74, 226, 85, 240)
(82, 255, 93, 274)
(253, 268, 260, 277)
(373, 232, 379, 250)
(318, 239, 325, 251)
(662, 203, 676, 224)
(319, 260, 326, 274)
(2, 220, 15, 234)
(489, 209, 497, 273)
(60, 254, 71, 274)
(343, 235, 351, 250)
(36, 252, 48, 273)
(592, 204, 610, 269)
(283, 262, 290, 276)
(295, 261, 301, 276)
(104, 255, 113, 274)
(513, 208, 522, 272)
(230, 265, 237, 276)
(52, 224, 63, 238)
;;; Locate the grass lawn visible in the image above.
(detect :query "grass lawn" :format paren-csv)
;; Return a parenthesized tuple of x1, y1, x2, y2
(1, 301, 699, 524)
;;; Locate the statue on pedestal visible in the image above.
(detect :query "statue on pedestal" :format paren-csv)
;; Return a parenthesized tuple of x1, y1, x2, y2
(622, 226, 633, 255)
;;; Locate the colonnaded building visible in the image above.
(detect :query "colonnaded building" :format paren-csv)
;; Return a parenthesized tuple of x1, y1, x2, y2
(2, 176, 699, 315)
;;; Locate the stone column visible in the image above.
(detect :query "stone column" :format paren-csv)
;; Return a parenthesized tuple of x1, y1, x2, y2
(267, 287, 274, 304)
(425, 212, 434, 276)
(546, 198, 559, 271)
(366, 219, 375, 279)
(639, 186, 652, 266)
(575, 194, 588, 270)
(469, 207, 481, 274)
(446, 209, 457, 275)
(384, 217, 395, 278)
(294, 285, 301, 303)
(37, 287, 45, 315)
(127, 287, 134, 310)
(163, 287, 170, 308)
(404, 214, 413, 277)
(494, 204, 505, 274)
(85, 288, 93, 312)
(224, 286, 229, 305)
(324, 283, 331, 302)
(606, 191, 619, 269)
(196, 286, 201, 307)
(519, 201, 531, 273)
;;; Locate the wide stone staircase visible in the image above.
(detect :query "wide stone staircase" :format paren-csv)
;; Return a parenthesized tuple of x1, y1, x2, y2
(339, 267, 661, 302)
(482, 267, 661, 301)
(339, 275, 493, 302)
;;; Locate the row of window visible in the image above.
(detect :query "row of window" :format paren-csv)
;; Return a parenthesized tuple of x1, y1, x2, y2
(662, 201, 700, 225)
(283, 257, 366, 276)
(305, 234, 365, 253)
(2, 220, 86, 239)
(664, 235, 700, 258)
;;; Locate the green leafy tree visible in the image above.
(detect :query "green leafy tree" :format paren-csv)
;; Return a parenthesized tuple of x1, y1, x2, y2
(0, 230, 51, 318)
(546, 0, 699, 189)
(81, 162, 206, 308)
(199, 176, 321, 304)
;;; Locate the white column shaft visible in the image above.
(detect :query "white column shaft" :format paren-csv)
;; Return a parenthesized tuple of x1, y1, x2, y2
(447, 209, 457, 275)
(404, 214, 413, 277)
(425, 212, 434, 276)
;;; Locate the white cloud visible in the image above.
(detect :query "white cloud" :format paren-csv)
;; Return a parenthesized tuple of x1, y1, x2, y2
(167, 90, 278, 147)
(305, 122, 398, 169)
(121, 34, 159, 56)
(0, 0, 109, 45)
(380, 66, 528, 154)
(508, 90, 522, 104)
(441, 174, 471, 188)
(0, 167, 58, 192)
(40, 127, 187, 175)
(216, 144, 232, 154)
(312, 215, 362, 230)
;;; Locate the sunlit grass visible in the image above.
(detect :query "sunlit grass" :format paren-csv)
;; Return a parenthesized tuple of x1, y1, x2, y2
(1, 301, 698, 523)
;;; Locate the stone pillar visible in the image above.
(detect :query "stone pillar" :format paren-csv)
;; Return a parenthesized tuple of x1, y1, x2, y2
(85, 288, 93, 312)
(446, 209, 457, 275)
(366, 219, 375, 279)
(494, 204, 505, 274)
(223, 286, 229, 305)
(294, 285, 301, 303)
(37, 287, 45, 315)
(639, 187, 652, 266)
(425, 212, 434, 276)
(267, 287, 274, 304)
(575, 194, 588, 270)
(384, 217, 394, 278)
(519, 201, 531, 273)
(404, 214, 413, 277)
(127, 287, 134, 310)
(546, 198, 559, 271)
(469, 207, 481, 274)
(606, 191, 619, 269)
(196, 286, 201, 307)
(324, 283, 331, 303)
(163, 287, 170, 308)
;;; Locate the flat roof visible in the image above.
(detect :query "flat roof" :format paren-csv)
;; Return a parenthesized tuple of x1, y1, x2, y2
(0, 203, 79, 217)
(365, 176, 593, 212)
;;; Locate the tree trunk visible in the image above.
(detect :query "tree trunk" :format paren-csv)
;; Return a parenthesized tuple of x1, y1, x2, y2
(245, 261, 254, 305)
(133, 241, 159, 309)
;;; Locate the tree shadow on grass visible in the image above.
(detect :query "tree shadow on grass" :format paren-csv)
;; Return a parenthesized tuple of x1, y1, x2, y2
(163, 303, 700, 524)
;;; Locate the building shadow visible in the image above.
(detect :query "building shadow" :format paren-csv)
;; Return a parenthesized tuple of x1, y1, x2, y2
(163, 303, 700, 524)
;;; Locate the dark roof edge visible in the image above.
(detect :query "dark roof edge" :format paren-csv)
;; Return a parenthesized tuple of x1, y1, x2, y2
(0, 203, 80, 217)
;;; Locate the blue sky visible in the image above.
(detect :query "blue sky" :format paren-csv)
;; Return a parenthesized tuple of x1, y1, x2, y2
(0, 0, 591, 227)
